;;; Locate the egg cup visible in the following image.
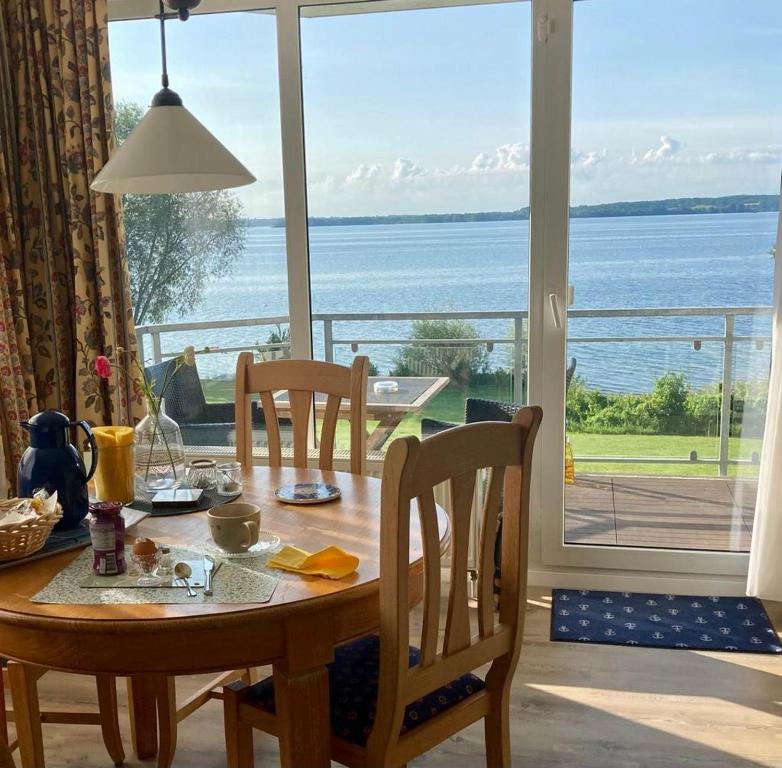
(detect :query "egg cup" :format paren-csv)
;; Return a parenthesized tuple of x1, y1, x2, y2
(131, 550, 162, 587)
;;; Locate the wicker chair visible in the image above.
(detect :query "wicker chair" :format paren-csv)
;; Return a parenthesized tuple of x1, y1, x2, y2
(421, 358, 575, 439)
(144, 359, 270, 447)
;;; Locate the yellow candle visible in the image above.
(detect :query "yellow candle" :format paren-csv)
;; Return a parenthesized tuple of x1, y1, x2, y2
(92, 426, 135, 503)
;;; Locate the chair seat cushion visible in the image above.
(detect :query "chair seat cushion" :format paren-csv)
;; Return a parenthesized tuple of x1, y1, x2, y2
(246, 634, 485, 746)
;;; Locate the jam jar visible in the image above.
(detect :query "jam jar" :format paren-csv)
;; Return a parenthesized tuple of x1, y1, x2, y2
(89, 501, 126, 576)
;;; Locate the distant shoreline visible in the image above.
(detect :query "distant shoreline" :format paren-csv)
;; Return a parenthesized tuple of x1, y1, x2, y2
(244, 194, 779, 228)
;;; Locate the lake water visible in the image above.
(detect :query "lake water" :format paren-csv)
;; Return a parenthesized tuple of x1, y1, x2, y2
(152, 211, 778, 394)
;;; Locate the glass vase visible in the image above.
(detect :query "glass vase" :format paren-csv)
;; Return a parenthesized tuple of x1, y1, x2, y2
(134, 398, 186, 493)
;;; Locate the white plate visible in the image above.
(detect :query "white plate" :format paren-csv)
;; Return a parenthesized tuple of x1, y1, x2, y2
(274, 483, 342, 505)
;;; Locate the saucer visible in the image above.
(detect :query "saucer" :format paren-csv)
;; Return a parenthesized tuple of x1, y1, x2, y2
(274, 483, 341, 505)
(202, 532, 281, 559)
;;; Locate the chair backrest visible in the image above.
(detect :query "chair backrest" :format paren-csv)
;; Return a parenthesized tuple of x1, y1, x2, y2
(144, 359, 207, 423)
(370, 406, 542, 757)
(234, 353, 369, 475)
(465, 397, 521, 425)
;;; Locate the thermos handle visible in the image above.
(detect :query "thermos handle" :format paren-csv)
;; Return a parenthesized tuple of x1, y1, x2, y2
(75, 420, 99, 482)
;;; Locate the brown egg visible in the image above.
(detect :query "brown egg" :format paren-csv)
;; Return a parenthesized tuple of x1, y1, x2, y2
(132, 537, 157, 556)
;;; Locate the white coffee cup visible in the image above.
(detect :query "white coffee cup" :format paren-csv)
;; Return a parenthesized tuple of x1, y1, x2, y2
(207, 502, 260, 554)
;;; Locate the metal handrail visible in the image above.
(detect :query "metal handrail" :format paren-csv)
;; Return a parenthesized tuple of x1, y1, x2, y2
(135, 305, 772, 476)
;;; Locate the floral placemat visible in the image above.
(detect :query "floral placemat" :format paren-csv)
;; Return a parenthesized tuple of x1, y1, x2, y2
(31, 545, 278, 605)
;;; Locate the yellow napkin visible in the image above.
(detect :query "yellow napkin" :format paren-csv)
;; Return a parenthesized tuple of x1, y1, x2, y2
(266, 545, 359, 580)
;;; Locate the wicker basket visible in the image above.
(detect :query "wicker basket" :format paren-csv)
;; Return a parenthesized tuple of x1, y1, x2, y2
(0, 498, 63, 562)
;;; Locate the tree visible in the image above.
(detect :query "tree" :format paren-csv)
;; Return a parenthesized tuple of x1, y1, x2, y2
(392, 318, 489, 385)
(115, 102, 246, 325)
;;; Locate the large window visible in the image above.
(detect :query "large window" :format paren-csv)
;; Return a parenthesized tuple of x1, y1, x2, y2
(109, 9, 288, 453)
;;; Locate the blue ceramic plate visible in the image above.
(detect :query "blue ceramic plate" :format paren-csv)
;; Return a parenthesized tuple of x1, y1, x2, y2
(274, 482, 342, 505)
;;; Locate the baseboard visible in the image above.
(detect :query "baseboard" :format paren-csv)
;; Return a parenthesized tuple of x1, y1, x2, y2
(528, 566, 748, 596)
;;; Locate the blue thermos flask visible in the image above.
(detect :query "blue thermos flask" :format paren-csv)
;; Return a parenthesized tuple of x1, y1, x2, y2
(17, 410, 99, 530)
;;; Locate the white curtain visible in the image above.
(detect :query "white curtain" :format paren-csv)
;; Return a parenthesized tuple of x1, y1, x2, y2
(747, 181, 782, 601)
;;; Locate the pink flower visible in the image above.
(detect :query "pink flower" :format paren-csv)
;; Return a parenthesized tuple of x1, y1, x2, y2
(95, 355, 112, 379)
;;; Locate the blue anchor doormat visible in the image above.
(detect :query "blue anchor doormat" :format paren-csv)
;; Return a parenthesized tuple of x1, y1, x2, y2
(550, 589, 782, 654)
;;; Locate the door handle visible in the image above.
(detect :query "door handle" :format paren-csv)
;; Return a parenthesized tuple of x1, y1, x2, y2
(548, 292, 563, 329)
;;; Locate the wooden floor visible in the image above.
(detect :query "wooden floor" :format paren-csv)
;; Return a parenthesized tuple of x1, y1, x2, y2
(10, 588, 781, 768)
(566, 474, 758, 552)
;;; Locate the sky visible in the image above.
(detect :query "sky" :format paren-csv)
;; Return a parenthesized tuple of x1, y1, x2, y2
(108, 0, 782, 218)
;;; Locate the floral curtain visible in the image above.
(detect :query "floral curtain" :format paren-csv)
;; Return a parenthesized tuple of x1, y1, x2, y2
(0, 0, 143, 486)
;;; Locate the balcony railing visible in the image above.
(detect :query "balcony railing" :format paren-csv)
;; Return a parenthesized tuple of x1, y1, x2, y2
(135, 305, 772, 476)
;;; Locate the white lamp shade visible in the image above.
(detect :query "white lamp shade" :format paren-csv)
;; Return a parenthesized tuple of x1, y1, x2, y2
(91, 103, 256, 194)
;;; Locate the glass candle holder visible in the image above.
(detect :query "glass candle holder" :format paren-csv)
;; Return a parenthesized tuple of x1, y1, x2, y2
(216, 461, 243, 497)
(186, 459, 218, 490)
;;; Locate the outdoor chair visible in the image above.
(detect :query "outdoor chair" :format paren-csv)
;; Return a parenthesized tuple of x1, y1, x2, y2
(144, 359, 270, 448)
(421, 358, 575, 439)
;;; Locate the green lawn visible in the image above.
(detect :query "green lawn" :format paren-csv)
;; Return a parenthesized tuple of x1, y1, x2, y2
(201, 378, 761, 478)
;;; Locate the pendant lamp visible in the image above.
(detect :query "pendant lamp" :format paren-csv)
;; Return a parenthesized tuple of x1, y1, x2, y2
(91, 0, 255, 194)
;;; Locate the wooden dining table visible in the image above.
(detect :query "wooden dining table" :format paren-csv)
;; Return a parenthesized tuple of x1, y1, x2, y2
(0, 465, 449, 768)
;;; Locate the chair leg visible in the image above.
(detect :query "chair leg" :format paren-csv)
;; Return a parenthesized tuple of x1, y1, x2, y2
(96, 675, 125, 766)
(240, 667, 260, 685)
(484, 695, 511, 768)
(223, 682, 254, 768)
(0, 669, 11, 768)
(155, 677, 177, 768)
(6, 663, 44, 768)
(0, 666, 8, 748)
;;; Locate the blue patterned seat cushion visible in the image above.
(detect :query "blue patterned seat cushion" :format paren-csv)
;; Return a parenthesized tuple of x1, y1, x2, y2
(246, 634, 485, 746)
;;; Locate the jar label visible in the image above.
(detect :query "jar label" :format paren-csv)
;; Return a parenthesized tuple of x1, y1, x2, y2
(90, 524, 116, 551)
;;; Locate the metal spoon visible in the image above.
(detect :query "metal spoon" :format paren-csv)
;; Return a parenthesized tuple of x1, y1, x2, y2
(174, 562, 196, 597)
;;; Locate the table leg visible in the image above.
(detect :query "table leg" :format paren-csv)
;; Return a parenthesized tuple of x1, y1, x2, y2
(273, 661, 330, 768)
(95, 675, 125, 767)
(127, 676, 158, 760)
(274, 613, 335, 768)
(6, 663, 44, 768)
(367, 414, 403, 452)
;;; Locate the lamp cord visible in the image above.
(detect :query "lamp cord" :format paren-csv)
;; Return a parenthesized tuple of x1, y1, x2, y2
(158, 0, 169, 89)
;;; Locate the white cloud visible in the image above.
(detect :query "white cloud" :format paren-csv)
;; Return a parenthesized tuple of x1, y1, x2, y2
(641, 135, 682, 163)
(700, 147, 781, 165)
(470, 142, 529, 173)
(391, 157, 427, 181)
(572, 148, 609, 169)
(345, 163, 384, 184)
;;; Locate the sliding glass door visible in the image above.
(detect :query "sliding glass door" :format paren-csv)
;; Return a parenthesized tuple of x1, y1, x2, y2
(540, 0, 782, 573)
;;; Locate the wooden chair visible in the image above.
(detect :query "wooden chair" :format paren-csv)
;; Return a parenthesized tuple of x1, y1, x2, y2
(223, 406, 543, 768)
(1, 662, 124, 768)
(234, 353, 369, 475)
(148, 355, 368, 767)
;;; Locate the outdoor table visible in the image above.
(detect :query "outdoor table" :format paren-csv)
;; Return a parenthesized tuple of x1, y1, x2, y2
(274, 375, 450, 451)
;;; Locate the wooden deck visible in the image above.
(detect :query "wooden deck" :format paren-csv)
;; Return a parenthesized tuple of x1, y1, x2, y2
(565, 474, 757, 552)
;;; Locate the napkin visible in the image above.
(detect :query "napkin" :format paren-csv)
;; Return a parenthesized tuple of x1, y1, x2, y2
(266, 545, 359, 579)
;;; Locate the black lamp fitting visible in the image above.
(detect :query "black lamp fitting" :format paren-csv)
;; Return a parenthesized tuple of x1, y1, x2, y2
(164, 0, 201, 21)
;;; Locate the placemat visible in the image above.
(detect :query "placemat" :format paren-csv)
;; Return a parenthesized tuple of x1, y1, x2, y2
(131, 487, 241, 517)
(32, 545, 278, 605)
